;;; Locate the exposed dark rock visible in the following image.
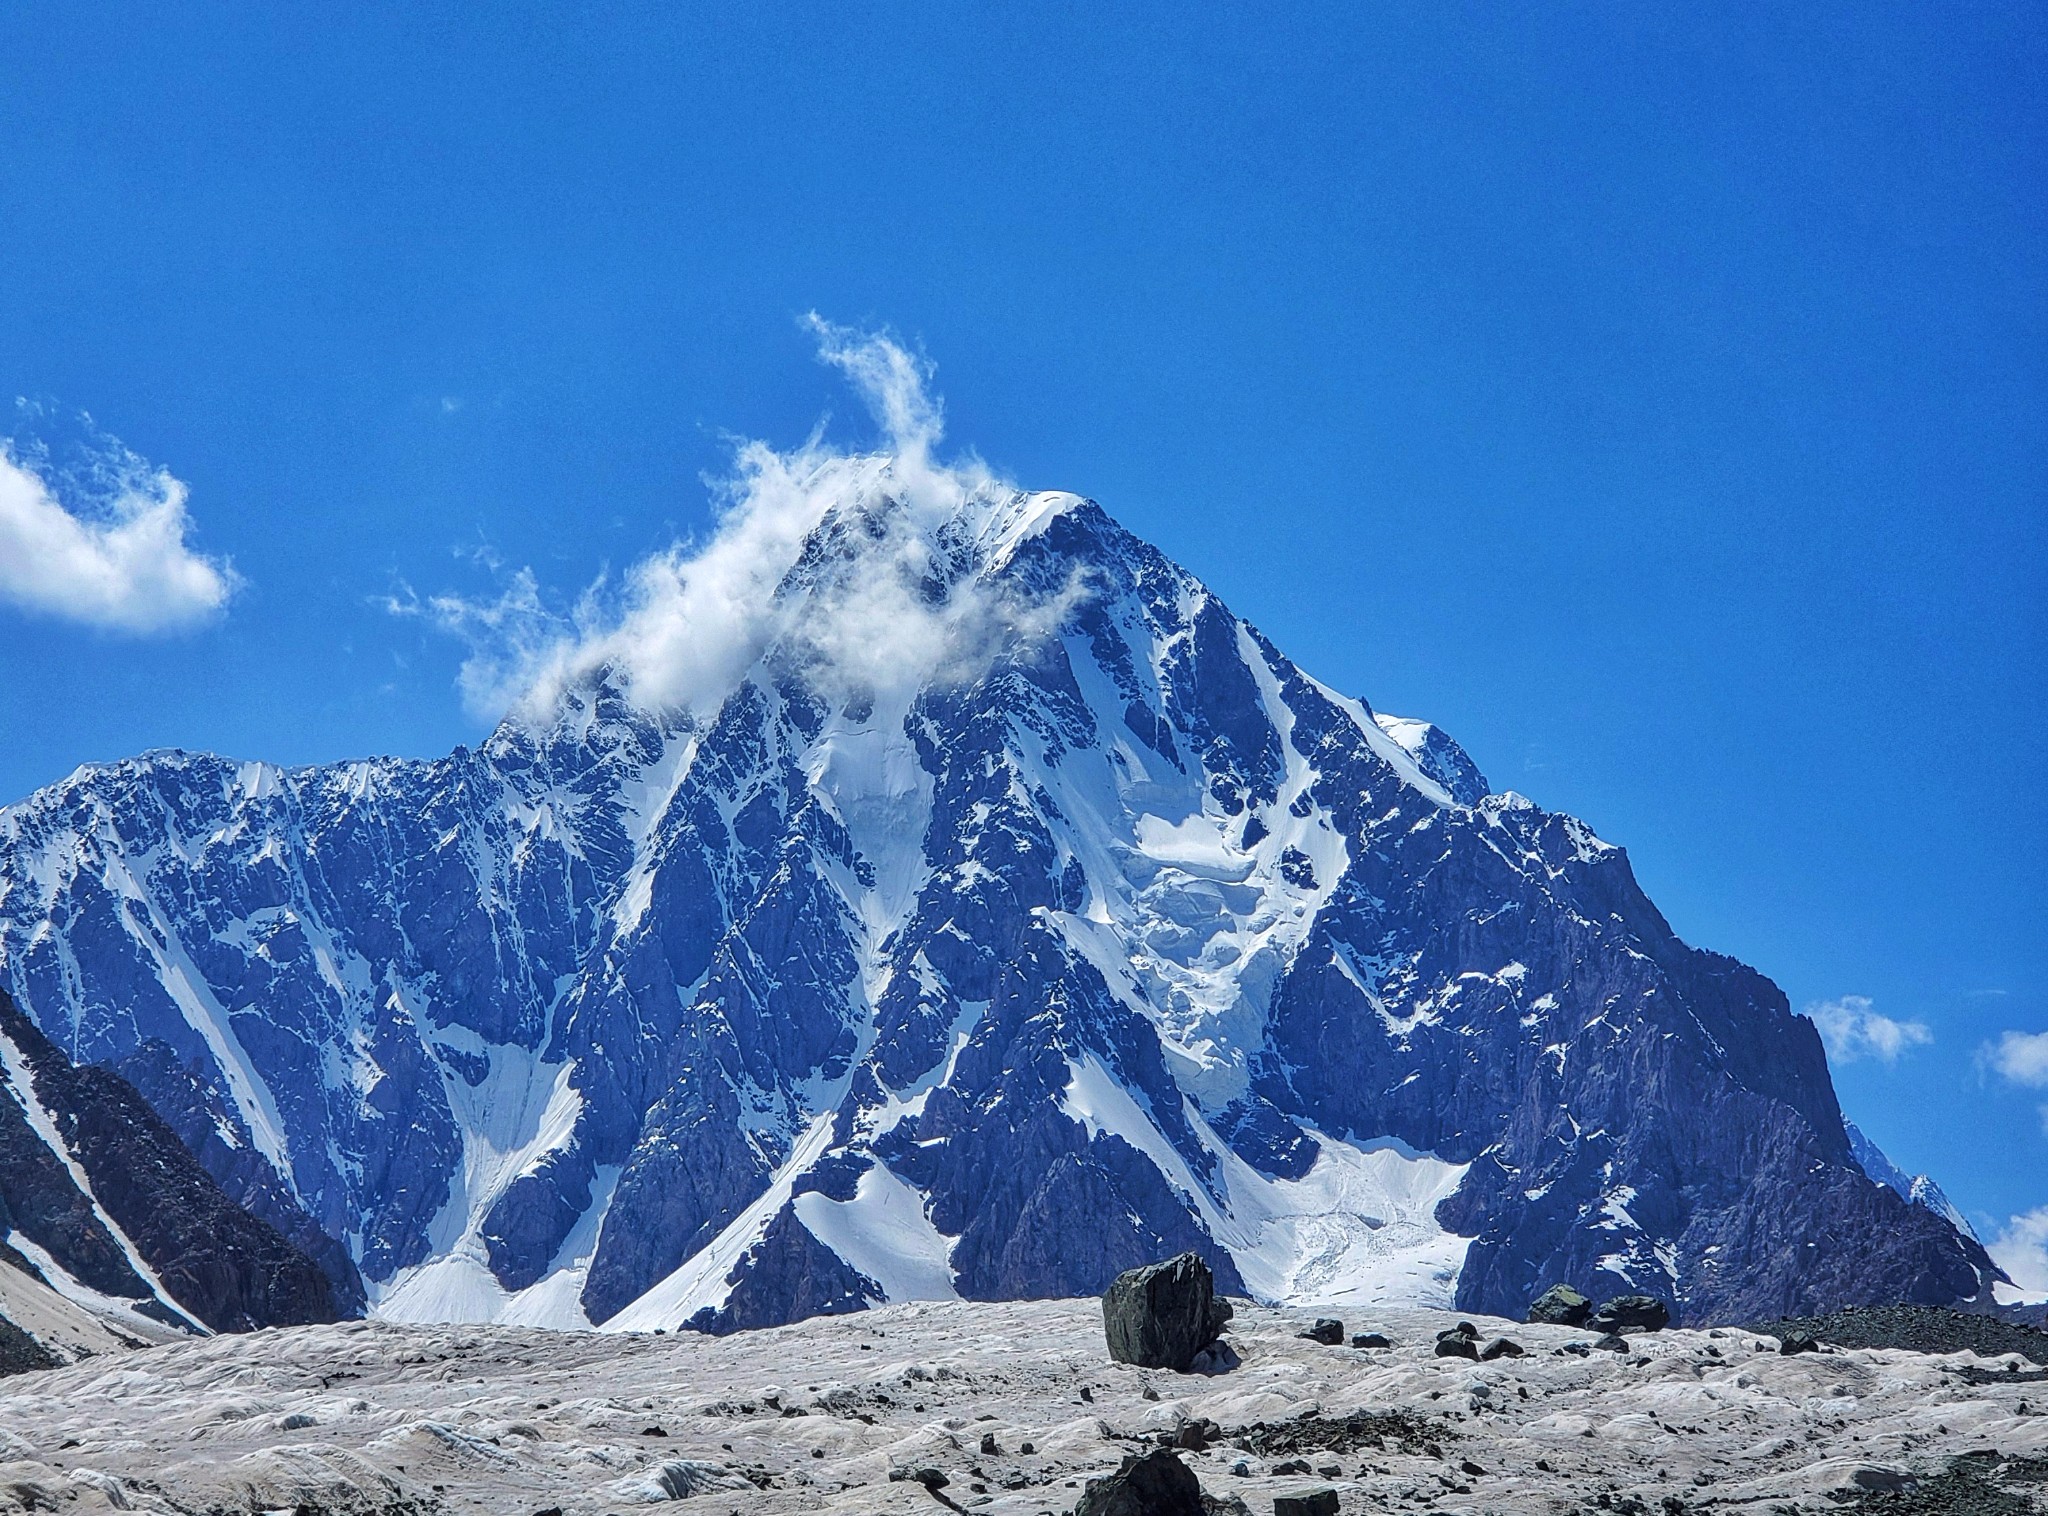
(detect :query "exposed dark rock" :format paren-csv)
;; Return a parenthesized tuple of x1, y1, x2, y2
(1780, 1330, 1820, 1356)
(1588, 1294, 1670, 1333)
(1298, 1317, 1343, 1345)
(1527, 1283, 1593, 1326)
(1435, 1325, 1480, 1360)
(0, 1312, 59, 1377)
(683, 1203, 879, 1336)
(1272, 1492, 1339, 1516)
(1593, 1332, 1630, 1352)
(1480, 1337, 1525, 1360)
(1073, 1448, 1205, 1516)
(0, 991, 342, 1331)
(1351, 1332, 1392, 1349)
(1102, 1253, 1232, 1372)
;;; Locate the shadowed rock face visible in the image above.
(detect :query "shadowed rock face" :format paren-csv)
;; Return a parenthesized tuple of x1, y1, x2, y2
(0, 992, 346, 1332)
(0, 483, 2001, 1330)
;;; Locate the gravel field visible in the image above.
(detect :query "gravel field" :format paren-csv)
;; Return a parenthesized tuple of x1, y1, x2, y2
(1, 1300, 2045, 1515)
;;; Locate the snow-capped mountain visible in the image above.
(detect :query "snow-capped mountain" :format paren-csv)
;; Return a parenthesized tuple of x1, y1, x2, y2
(0, 447, 1999, 1332)
(0, 990, 344, 1342)
(1845, 1120, 1978, 1243)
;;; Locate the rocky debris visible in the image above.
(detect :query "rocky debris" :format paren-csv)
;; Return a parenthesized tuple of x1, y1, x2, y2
(1527, 1284, 1593, 1326)
(1272, 1491, 1339, 1516)
(1832, 1450, 2048, 1515)
(1230, 1408, 1443, 1459)
(1351, 1331, 1392, 1349)
(1073, 1448, 1205, 1515)
(1588, 1294, 1671, 1334)
(1479, 1336, 1526, 1360)
(0, 1312, 59, 1376)
(1781, 1330, 1821, 1356)
(1744, 1306, 2048, 1365)
(1298, 1318, 1343, 1345)
(1102, 1253, 1233, 1372)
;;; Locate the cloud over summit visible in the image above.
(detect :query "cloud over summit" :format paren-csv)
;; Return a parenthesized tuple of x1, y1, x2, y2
(402, 320, 1083, 724)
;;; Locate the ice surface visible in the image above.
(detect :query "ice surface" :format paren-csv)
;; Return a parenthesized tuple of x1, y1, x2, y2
(2, 1297, 2041, 1514)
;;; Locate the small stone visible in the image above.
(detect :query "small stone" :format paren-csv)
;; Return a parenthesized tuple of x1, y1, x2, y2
(912, 1467, 948, 1490)
(1480, 1337, 1525, 1361)
(1460, 1458, 1487, 1476)
(1527, 1283, 1593, 1326)
(1350, 1332, 1392, 1349)
(979, 1431, 1000, 1455)
(1780, 1330, 1820, 1356)
(1019, 1441, 1036, 1455)
(1299, 1317, 1344, 1345)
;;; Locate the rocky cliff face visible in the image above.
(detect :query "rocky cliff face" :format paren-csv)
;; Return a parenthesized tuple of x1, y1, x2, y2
(0, 991, 346, 1333)
(0, 470, 1999, 1331)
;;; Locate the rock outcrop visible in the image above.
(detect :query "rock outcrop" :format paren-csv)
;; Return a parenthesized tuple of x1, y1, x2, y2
(0, 991, 348, 1332)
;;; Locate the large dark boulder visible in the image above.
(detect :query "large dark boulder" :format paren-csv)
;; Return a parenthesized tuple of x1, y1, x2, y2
(1588, 1294, 1671, 1333)
(1074, 1448, 1206, 1516)
(1102, 1253, 1232, 1371)
(1526, 1283, 1592, 1326)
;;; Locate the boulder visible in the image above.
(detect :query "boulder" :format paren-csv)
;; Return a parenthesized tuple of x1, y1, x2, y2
(1273, 1493, 1340, 1516)
(1298, 1318, 1343, 1345)
(1351, 1332, 1392, 1349)
(1588, 1294, 1671, 1334)
(1480, 1337, 1526, 1360)
(1526, 1284, 1593, 1326)
(1102, 1254, 1233, 1372)
(1434, 1325, 1480, 1361)
(1073, 1448, 1206, 1516)
(1780, 1330, 1820, 1356)
(1593, 1332, 1629, 1353)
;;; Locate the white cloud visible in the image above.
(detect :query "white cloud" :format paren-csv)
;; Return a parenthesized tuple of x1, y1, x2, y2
(400, 317, 1086, 724)
(1987, 1207, 2048, 1300)
(1983, 1029, 2048, 1089)
(0, 436, 236, 633)
(1807, 995, 1932, 1065)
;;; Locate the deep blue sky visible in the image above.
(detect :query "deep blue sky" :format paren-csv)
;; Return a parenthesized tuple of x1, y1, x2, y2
(1, 6, 2041, 1242)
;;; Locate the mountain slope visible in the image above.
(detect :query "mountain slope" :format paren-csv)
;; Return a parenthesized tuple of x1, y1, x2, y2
(0, 464, 1998, 1332)
(0, 990, 348, 1335)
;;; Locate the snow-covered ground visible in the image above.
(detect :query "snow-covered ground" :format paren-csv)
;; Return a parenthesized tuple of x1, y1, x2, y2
(1, 1298, 2044, 1514)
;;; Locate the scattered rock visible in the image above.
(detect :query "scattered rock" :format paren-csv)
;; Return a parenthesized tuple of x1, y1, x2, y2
(1527, 1283, 1593, 1326)
(1781, 1330, 1820, 1356)
(1073, 1447, 1206, 1516)
(1588, 1295, 1671, 1333)
(1350, 1332, 1392, 1349)
(1299, 1318, 1343, 1345)
(1435, 1322, 1480, 1360)
(1479, 1338, 1525, 1361)
(1102, 1254, 1233, 1373)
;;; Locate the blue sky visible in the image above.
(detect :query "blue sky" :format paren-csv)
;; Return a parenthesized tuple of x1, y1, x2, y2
(1, 6, 2042, 1263)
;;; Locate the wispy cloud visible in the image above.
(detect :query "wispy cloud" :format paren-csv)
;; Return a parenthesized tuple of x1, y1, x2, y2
(1987, 1207, 2048, 1300)
(1807, 995, 1932, 1065)
(0, 420, 237, 633)
(394, 317, 1084, 724)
